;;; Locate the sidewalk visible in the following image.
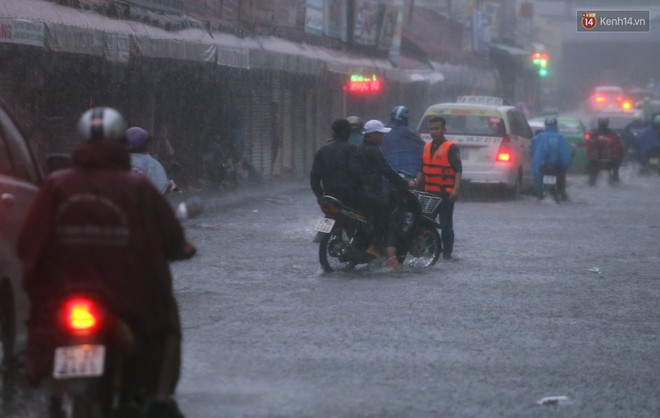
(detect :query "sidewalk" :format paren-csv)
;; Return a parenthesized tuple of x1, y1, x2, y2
(168, 176, 310, 215)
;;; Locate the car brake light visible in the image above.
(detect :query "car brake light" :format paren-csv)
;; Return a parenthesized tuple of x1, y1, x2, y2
(496, 135, 512, 162)
(63, 297, 101, 334)
(594, 96, 605, 103)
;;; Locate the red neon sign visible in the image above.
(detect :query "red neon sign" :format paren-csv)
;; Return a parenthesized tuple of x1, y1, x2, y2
(346, 75, 382, 94)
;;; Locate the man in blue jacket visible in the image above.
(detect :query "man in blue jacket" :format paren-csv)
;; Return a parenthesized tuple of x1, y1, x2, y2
(381, 105, 425, 177)
(531, 117, 573, 200)
(638, 114, 660, 173)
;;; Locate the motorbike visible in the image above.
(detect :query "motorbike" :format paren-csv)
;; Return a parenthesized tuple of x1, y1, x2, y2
(645, 147, 660, 175)
(314, 182, 442, 272)
(201, 138, 263, 190)
(47, 198, 201, 418)
(541, 165, 562, 202)
(48, 293, 142, 418)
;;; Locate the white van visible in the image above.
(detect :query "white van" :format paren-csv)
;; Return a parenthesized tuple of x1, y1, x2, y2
(416, 96, 534, 198)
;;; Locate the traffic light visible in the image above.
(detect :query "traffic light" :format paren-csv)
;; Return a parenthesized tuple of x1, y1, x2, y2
(531, 52, 549, 77)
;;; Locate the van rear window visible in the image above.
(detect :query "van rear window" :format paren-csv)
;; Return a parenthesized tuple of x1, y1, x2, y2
(420, 111, 505, 137)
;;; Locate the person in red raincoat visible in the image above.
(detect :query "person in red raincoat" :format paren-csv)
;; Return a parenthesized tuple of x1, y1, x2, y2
(586, 117, 623, 185)
(18, 107, 195, 418)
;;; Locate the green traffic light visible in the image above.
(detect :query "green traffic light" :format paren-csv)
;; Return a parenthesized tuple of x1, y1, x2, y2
(538, 68, 548, 76)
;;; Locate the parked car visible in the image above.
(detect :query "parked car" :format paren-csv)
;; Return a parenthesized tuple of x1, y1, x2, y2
(528, 118, 545, 136)
(0, 98, 43, 369)
(528, 116, 588, 173)
(417, 96, 534, 198)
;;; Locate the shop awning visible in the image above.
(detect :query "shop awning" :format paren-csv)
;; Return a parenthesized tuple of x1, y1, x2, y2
(490, 43, 529, 57)
(3, 0, 404, 77)
(399, 70, 445, 84)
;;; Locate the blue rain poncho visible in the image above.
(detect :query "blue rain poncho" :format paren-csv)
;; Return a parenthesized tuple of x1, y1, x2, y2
(637, 125, 660, 164)
(531, 123, 573, 177)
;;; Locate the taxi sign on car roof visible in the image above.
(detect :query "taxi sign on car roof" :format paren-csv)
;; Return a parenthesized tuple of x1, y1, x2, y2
(457, 96, 504, 106)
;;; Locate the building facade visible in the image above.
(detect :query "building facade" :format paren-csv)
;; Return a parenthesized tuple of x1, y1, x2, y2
(1, 0, 501, 185)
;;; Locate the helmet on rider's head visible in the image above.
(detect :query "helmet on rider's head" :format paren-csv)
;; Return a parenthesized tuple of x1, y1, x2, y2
(346, 115, 363, 130)
(390, 105, 409, 126)
(544, 116, 557, 128)
(125, 127, 151, 152)
(77, 107, 126, 142)
(597, 117, 609, 129)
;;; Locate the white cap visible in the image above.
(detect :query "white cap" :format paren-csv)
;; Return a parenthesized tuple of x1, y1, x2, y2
(363, 119, 391, 134)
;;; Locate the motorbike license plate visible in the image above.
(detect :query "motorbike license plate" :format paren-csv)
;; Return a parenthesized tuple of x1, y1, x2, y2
(650, 158, 659, 165)
(53, 345, 105, 379)
(314, 218, 335, 233)
(543, 175, 557, 185)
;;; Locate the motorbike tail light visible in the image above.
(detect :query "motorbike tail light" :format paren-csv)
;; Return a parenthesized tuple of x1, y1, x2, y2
(320, 204, 340, 215)
(62, 297, 102, 335)
(496, 135, 512, 162)
(585, 132, 591, 140)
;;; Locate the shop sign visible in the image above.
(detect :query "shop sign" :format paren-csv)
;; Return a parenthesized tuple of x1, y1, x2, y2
(345, 74, 382, 94)
(0, 19, 45, 48)
(305, 0, 324, 36)
(353, 0, 380, 46)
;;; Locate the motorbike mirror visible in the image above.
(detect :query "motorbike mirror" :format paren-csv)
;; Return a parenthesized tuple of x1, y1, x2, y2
(176, 196, 203, 220)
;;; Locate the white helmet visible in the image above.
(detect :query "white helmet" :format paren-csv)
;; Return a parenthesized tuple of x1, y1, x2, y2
(77, 107, 127, 141)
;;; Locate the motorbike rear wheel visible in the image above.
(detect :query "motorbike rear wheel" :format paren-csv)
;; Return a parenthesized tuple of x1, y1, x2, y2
(49, 393, 105, 418)
(542, 184, 561, 203)
(319, 227, 357, 273)
(403, 226, 441, 268)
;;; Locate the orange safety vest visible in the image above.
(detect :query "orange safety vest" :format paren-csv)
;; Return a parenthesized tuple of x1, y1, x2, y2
(422, 140, 456, 193)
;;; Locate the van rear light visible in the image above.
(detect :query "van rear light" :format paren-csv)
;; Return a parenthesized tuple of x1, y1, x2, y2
(497, 152, 511, 162)
(496, 134, 512, 163)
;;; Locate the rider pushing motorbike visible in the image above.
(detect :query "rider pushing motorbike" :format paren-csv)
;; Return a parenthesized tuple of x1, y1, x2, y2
(350, 119, 413, 270)
(18, 107, 195, 418)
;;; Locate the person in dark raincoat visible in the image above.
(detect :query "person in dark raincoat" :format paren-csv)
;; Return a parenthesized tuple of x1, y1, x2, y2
(18, 107, 195, 418)
(586, 117, 623, 185)
(310, 119, 358, 205)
